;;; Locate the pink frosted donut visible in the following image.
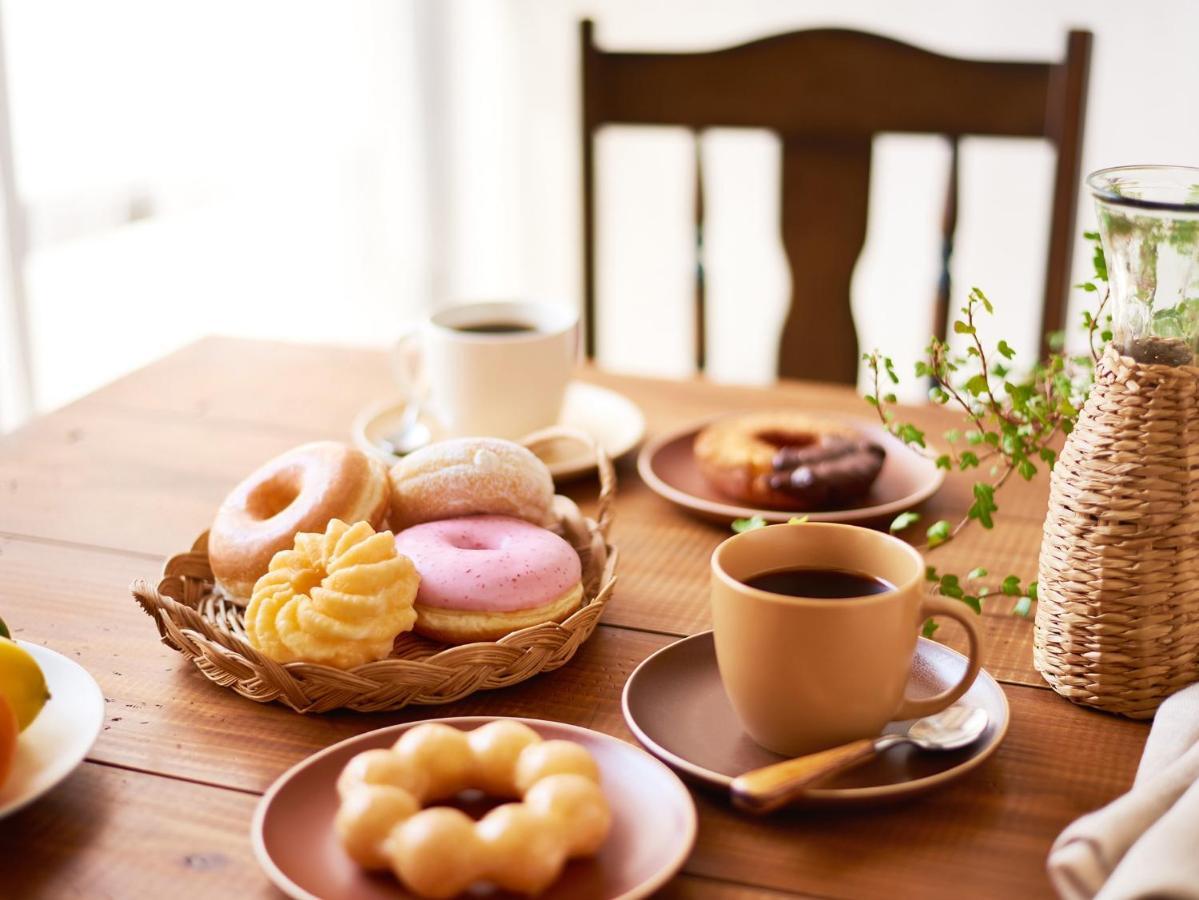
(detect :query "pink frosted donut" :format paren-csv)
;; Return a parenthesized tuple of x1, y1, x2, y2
(394, 515, 583, 644)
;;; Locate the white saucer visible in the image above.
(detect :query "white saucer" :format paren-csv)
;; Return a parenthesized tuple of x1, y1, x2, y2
(354, 381, 645, 481)
(0, 641, 105, 818)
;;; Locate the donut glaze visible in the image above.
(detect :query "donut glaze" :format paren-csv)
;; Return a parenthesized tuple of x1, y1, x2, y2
(209, 442, 391, 602)
(394, 516, 581, 613)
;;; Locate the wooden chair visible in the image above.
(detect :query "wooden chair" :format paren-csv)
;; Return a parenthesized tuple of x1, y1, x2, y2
(580, 23, 1091, 383)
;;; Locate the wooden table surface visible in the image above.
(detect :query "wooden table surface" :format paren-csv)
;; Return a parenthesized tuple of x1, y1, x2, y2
(0, 337, 1148, 899)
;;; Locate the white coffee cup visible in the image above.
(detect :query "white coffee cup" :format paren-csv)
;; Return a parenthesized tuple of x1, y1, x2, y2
(395, 301, 578, 440)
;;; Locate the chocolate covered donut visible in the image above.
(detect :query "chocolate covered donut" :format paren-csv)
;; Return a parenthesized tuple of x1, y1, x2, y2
(693, 411, 886, 510)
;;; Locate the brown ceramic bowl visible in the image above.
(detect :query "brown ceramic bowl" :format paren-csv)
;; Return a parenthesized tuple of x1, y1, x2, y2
(637, 416, 945, 525)
(252, 717, 697, 899)
(622, 632, 1008, 807)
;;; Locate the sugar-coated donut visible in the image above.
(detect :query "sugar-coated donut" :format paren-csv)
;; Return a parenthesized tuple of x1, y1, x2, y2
(389, 438, 554, 532)
(394, 515, 583, 644)
(209, 442, 390, 602)
(335, 720, 611, 898)
(694, 411, 886, 510)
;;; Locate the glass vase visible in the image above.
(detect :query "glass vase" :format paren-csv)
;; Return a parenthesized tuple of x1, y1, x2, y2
(1089, 165, 1199, 366)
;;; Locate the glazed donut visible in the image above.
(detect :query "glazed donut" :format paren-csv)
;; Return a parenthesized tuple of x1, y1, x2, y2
(694, 411, 886, 510)
(209, 442, 390, 602)
(388, 438, 554, 532)
(335, 720, 611, 898)
(394, 516, 582, 644)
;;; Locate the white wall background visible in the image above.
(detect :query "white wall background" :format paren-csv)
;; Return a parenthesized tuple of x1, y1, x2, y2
(0, 0, 1196, 430)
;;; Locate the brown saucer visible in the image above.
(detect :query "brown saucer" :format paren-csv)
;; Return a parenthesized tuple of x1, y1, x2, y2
(252, 717, 697, 900)
(622, 632, 1008, 806)
(636, 416, 945, 525)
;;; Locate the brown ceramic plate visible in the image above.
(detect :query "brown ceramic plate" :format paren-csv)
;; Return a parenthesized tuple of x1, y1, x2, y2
(622, 632, 1008, 806)
(252, 717, 697, 900)
(636, 416, 945, 525)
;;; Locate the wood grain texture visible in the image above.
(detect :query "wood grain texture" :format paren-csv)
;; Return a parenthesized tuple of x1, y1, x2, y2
(0, 529, 1148, 900)
(0, 337, 1148, 899)
(0, 763, 274, 899)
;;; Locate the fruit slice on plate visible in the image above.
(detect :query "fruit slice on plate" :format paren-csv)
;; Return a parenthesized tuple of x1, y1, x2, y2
(0, 636, 50, 731)
(0, 694, 16, 788)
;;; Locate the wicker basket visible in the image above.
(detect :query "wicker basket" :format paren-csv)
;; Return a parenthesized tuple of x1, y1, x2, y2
(1036, 345, 1199, 718)
(131, 429, 618, 714)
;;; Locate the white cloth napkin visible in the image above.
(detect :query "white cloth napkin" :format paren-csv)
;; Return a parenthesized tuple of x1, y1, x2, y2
(1049, 683, 1199, 900)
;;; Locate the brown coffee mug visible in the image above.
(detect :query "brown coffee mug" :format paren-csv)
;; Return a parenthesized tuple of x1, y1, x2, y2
(710, 522, 983, 757)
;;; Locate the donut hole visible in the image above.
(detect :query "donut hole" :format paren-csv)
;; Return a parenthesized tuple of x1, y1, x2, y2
(448, 535, 494, 552)
(246, 471, 302, 520)
(755, 430, 816, 450)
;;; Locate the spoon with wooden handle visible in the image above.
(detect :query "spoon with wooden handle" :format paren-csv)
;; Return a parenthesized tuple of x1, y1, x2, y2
(730, 704, 989, 814)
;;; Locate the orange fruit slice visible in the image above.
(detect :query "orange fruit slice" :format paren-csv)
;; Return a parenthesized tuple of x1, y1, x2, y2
(0, 693, 17, 788)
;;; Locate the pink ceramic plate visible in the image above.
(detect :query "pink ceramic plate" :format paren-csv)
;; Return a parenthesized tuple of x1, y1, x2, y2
(252, 717, 697, 900)
(637, 416, 945, 525)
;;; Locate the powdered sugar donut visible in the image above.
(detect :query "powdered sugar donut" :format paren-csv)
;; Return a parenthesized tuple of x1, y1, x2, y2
(388, 438, 554, 532)
(394, 515, 583, 643)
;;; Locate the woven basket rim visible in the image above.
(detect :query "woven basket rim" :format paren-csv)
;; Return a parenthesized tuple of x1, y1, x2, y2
(130, 428, 618, 712)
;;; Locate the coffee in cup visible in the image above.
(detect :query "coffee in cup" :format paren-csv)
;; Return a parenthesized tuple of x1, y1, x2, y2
(710, 522, 983, 756)
(394, 301, 578, 440)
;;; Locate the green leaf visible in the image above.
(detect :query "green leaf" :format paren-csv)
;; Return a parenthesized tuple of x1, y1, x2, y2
(1001, 575, 1021, 596)
(943, 429, 961, 443)
(1017, 458, 1038, 480)
(732, 516, 767, 533)
(1013, 596, 1033, 617)
(884, 393, 897, 404)
(968, 483, 997, 529)
(935, 454, 951, 470)
(897, 424, 926, 448)
(967, 567, 988, 580)
(922, 618, 939, 638)
(939, 574, 963, 599)
(1039, 447, 1057, 467)
(1027, 581, 1038, 601)
(965, 374, 990, 396)
(925, 566, 939, 583)
(959, 451, 980, 470)
(954, 320, 976, 335)
(997, 339, 1015, 359)
(973, 288, 994, 314)
(926, 520, 951, 547)
(890, 511, 920, 533)
(966, 430, 985, 446)
(864, 394, 879, 407)
(787, 515, 809, 525)
(962, 594, 983, 614)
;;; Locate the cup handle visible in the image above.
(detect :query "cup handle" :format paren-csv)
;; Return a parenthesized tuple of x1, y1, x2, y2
(392, 325, 425, 399)
(891, 596, 984, 721)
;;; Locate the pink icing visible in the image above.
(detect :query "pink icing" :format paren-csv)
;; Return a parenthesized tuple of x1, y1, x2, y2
(393, 515, 581, 612)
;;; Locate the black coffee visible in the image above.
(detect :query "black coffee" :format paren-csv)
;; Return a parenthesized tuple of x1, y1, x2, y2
(454, 321, 536, 335)
(744, 567, 894, 599)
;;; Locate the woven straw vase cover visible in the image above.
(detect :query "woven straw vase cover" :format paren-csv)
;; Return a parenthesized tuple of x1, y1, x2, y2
(131, 429, 617, 714)
(1036, 345, 1199, 718)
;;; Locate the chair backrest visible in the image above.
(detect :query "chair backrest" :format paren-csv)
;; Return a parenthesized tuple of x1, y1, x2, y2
(580, 23, 1091, 383)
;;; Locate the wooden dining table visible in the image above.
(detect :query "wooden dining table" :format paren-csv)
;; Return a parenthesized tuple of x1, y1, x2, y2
(0, 337, 1150, 899)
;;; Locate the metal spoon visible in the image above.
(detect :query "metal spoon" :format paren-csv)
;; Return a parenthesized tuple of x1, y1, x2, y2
(380, 397, 432, 457)
(730, 704, 990, 814)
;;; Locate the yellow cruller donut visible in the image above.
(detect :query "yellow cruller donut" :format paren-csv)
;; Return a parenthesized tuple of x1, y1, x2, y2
(335, 721, 611, 898)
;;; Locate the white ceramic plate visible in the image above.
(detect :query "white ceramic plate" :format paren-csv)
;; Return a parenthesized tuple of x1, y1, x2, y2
(0, 641, 105, 818)
(354, 381, 646, 481)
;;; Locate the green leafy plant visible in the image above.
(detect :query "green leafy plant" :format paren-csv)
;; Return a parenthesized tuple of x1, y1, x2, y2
(858, 233, 1110, 635)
